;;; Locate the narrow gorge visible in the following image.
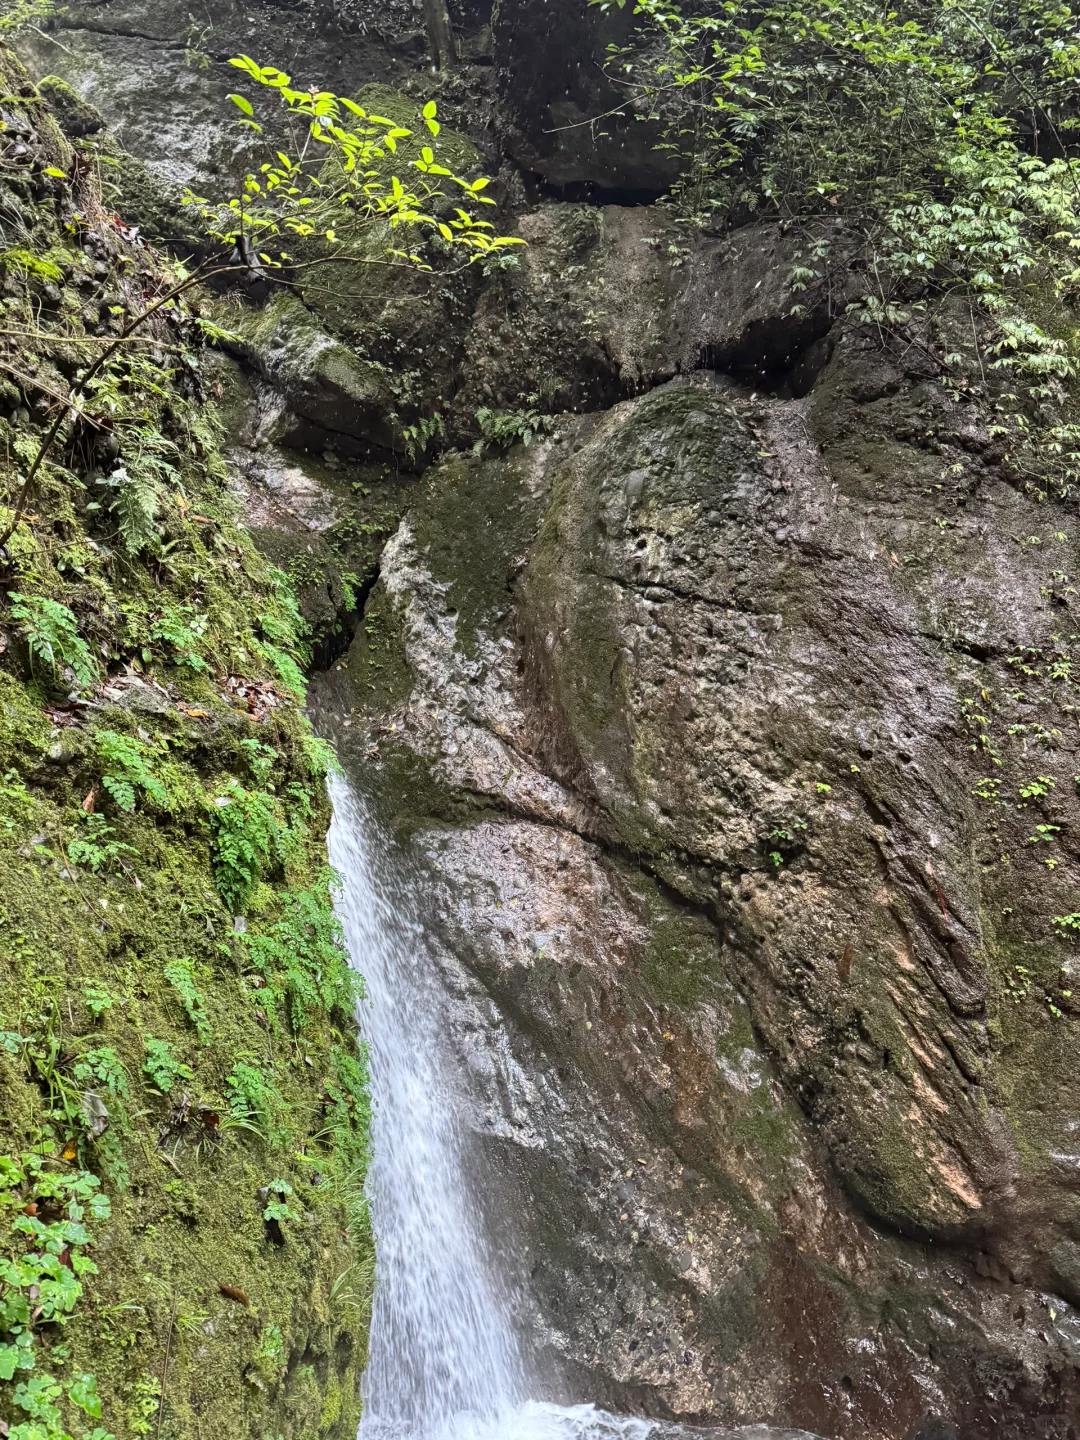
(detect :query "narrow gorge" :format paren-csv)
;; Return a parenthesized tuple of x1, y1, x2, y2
(0, 3, 1078, 1439)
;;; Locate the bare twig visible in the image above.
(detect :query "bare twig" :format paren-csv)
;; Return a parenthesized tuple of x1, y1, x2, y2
(154, 1295, 177, 1440)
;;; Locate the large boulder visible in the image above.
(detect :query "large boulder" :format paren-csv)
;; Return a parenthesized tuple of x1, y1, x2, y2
(324, 327, 1080, 1433)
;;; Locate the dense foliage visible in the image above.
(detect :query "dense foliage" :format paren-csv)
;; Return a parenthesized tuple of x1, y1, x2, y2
(189, 56, 522, 270)
(602, 0, 1080, 490)
(0, 43, 373, 1440)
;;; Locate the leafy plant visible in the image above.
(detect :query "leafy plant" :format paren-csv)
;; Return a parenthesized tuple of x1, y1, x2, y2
(1018, 773, 1056, 802)
(91, 465, 159, 557)
(261, 1179, 299, 1225)
(239, 737, 276, 787)
(401, 412, 445, 462)
(81, 985, 114, 1022)
(0, 248, 63, 283)
(163, 957, 210, 1045)
(142, 1038, 192, 1096)
(68, 815, 139, 875)
(72, 1048, 129, 1102)
(256, 640, 307, 701)
(94, 731, 170, 814)
(124, 1375, 160, 1439)
(601, 0, 1080, 491)
(225, 1061, 285, 1147)
(7, 595, 97, 689)
(245, 874, 357, 1033)
(210, 781, 282, 914)
(0, 1145, 112, 1440)
(473, 406, 553, 452)
(300, 732, 338, 780)
(147, 603, 209, 671)
(186, 58, 524, 270)
(183, 12, 213, 70)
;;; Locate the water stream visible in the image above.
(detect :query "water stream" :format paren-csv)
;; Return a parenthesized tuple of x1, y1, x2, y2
(327, 774, 819, 1440)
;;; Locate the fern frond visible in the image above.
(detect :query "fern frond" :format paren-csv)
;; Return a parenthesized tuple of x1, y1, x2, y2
(109, 464, 160, 555)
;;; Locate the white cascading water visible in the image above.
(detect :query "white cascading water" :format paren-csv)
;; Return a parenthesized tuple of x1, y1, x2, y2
(327, 773, 810, 1440)
(327, 772, 526, 1440)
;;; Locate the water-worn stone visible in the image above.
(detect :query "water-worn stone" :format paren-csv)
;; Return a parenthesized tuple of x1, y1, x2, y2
(327, 329, 1080, 1433)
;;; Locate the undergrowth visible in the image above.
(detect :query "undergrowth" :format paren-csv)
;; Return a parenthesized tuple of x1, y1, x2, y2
(604, 0, 1080, 495)
(0, 42, 372, 1440)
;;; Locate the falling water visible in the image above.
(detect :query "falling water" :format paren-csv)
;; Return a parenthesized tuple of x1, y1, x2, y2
(327, 774, 525, 1440)
(327, 774, 820, 1440)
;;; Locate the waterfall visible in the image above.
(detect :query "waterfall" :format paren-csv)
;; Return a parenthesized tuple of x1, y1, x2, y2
(327, 774, 525, 1440)
(327, 774, 818, 1440)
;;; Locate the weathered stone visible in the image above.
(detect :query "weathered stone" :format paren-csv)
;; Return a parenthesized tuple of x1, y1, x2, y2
(327, 332, 1080, 1432)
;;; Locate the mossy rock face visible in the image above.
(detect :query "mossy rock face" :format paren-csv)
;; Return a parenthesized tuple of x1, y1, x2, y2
(35, 74, 103, 136)
(223, 292, 401, 455)
(0, 52, 372, 1440)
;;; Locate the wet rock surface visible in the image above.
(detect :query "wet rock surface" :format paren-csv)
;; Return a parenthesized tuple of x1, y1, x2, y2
(323, 349, 1080, 1437)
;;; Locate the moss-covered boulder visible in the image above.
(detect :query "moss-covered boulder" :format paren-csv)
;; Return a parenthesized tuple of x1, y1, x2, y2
(328, 349, 1080, 1430)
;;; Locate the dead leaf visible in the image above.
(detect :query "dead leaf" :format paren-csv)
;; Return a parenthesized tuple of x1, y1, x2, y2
(838, 942, 853, 982)
(219, 1283, 249, 1306)
(81, 1091, 109, 1140)
(81, 789, 95, 814)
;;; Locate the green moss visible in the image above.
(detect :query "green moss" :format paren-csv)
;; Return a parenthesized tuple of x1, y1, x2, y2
(0, 49, 372, 1440)
(35, 75, 103, 138)
(408, 448, 545, 658)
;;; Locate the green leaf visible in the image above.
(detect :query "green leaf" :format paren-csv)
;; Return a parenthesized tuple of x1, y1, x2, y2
(228, 93, 255, 116)
(68, 1373, 103, 1419)
(0, 1342, 31, 1381)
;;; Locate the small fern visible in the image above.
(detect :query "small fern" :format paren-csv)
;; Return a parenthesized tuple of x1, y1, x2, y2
(95, 730, 170, 813)
(90, 426, 181, 555)
(143, 1037, 192, 1095)
(149, 603, 208, 671)
(7, 593, 97, 689)
(474, 405, 553, 452)
(163, 957, 211, 1044)
(225, 1060, 286, 1146)
(245, 872, 357, 1033)
(210, 781, 281, 914)
(259, 641, 307, 701)
(108, 464, 160, 556)
(0, 246, 63, 281)
(68, 813, 139, 873)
